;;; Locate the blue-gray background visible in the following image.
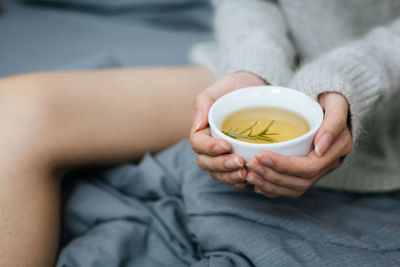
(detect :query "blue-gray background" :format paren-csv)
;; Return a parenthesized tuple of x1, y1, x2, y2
(0, 0, 213, 77)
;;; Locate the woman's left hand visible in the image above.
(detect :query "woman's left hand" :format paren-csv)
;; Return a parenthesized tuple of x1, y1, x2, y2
(246, 92, 353, 198)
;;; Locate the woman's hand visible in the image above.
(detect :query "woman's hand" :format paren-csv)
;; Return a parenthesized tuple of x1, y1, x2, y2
(190, 72, 267, 189)
(246, 92, 353, 198)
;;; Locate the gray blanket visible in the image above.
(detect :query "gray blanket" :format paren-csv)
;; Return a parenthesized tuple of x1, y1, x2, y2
(58, 141, 400, 266)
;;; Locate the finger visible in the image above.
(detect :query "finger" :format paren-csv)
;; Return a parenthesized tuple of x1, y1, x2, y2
(320, 128, 352, 160)
(191, 73, 263, 134)
(248, 172, 303, 198)
(310, 159, 342, 184)
(255, 151, 317, 177)
(314, 93, 349, 157)
(255, 129, 351, 177)
(253, 159, 341, 198)
(197, 154, 244, 172)
(190, 127, 231, 156)
(254, 186, 278, 198)
(209, 169, 247, 185)
(246, 159, 311, 192)
(192, 91, 213, 133)
(208, 73, 266, 101)
(231, 181, 247, 190)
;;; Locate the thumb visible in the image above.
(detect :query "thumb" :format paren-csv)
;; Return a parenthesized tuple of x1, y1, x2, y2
(192, 72, 267, 134)
(191, 91, 213, 133)
(314, 93, 349, 157)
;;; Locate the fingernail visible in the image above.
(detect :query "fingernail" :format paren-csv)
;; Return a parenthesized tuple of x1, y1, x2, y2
(225, 157, 243, 169)
(247, 174, 264, 187)
(255, 153, 273, 167)
(247, 160, 264, 175)
(315, 132, 333, 157)
(212, 143, 230, 154)
(229, 169, 245, 181)
(246, 159, 256, 168)
(231, 176, 245, 183)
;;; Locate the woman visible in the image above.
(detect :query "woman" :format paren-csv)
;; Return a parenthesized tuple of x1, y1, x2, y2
(1, 0, 400, 266)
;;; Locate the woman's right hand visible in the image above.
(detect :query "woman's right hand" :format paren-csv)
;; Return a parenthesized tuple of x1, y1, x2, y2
(190, 72, 267, 189)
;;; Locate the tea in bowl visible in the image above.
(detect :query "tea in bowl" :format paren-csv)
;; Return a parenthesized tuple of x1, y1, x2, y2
(208, 86, 324, 162)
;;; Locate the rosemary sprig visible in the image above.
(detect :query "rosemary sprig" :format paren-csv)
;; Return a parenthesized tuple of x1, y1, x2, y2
(222, 120, 278, 142)
(256, 119, 275, 136)
(222, 131, 259, 140)
(240, 121, 258, 135)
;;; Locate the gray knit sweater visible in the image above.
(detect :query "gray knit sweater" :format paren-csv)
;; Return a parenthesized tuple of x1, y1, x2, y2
(190, 0, 400, 192)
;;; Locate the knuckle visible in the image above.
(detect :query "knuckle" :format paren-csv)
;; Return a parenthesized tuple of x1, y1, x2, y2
(262, 166, 271, 176)
(196, 156, 207, 170)
(267, 175, 280, 185)
(223, 74, 236, 87)
(215, 157, 227, 171)
(337, 117, 347, 128)
(295, 182, 310, 192)
(210, 171, 222, 180)
(206, 142, 215, 155)
(190, 138, 200, 153)
(306, 162, 320, 177)
(209, 172, 220, 181)
(273, 163, 286, 174)
(344, 139, 353, 155)
(265, 185, 279, 195)
(0, 82, 58, 162)
(219, 173, 230, 183)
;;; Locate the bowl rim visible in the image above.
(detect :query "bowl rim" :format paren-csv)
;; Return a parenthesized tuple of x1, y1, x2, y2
(208, 85, 324, 149)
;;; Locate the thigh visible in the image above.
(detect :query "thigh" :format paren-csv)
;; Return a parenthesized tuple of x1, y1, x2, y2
(0, 66, 214, 168)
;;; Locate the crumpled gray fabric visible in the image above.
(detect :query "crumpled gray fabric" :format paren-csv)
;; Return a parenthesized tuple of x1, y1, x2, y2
(57, 140, 400, 267)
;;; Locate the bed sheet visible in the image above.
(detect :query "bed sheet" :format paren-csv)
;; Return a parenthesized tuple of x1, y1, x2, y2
(0, 0, 213, 77)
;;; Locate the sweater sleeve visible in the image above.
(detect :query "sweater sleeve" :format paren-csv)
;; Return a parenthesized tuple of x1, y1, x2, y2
(291, 19, 400, 142)
(213, 0, 296, 86)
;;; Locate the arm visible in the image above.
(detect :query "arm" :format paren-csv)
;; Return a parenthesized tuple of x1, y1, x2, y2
(291, 19, 400, 143)
(213, 0, 296, 85)
(247, 19, 400, 198)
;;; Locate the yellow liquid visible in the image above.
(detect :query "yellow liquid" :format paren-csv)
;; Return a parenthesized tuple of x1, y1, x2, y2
(221, 107, 309, 144)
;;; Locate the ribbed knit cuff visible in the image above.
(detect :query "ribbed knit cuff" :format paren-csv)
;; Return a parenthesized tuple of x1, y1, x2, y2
(290, 44, 384, 143)
(219, 34, 294, 86)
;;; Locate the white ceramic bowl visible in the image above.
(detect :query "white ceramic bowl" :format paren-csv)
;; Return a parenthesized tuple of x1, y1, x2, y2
(208, 86, 324, 162)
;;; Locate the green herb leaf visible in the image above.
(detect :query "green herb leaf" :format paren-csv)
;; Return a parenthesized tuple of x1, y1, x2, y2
(222, 131, 259, 141)
(256, 120, 275, 136)
(240, 121, 258, 135)
(222, 119, 278, 143)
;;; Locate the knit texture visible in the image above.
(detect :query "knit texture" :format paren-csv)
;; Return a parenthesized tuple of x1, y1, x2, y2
(210, 0, 295, 85)
(191, 0, 400, 192)
(291, 21, 400, 144)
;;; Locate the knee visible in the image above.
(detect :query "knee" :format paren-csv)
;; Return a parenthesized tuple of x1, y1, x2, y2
(0, 74, 58, 172)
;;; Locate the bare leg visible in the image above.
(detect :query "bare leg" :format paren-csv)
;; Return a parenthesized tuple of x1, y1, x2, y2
(0, 66, 213, 266)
